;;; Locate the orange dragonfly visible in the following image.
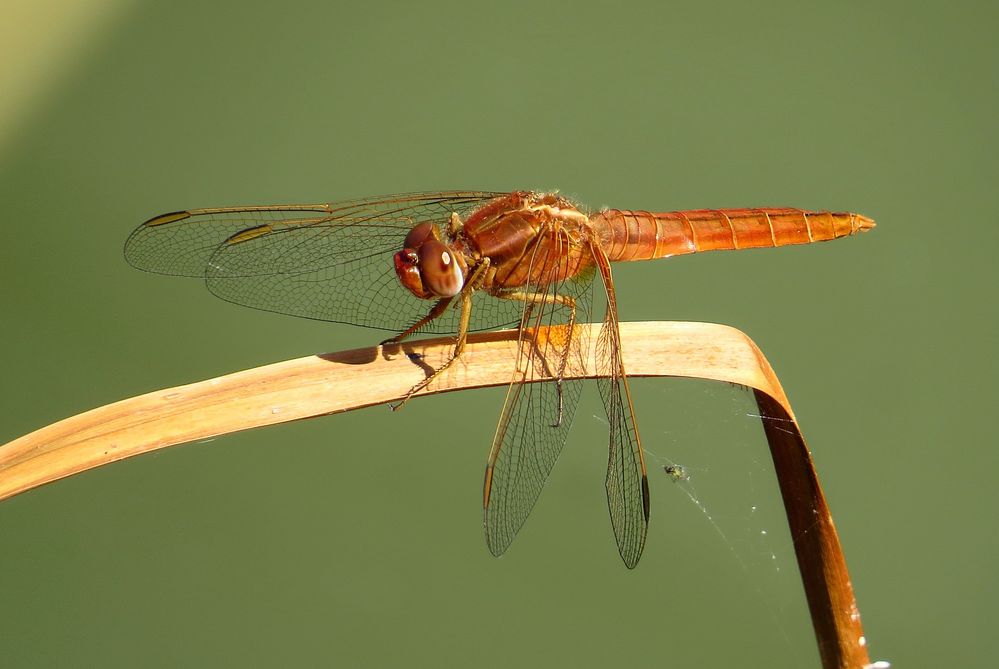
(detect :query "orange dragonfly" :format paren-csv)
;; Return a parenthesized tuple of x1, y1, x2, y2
(125, 191, 873, 568)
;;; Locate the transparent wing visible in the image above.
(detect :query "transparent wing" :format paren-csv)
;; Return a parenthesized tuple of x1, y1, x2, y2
(124, 191, 526, 333)
(591, 241, 650, 569)
(482, 226, 594, 559)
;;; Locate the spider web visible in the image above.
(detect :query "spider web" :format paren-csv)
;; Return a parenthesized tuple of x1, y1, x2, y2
(586, 377, 816, 657)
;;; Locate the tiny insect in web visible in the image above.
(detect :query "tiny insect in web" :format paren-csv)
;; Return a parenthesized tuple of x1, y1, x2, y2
(663, 464, 690, 482)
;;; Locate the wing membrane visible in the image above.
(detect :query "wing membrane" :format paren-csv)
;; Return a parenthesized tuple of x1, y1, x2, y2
(482, 224, 593, 558)
(124, 191, 527, 333)
(591, 241, 650, 569)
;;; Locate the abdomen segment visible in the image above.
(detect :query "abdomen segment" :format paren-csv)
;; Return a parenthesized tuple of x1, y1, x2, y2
(592, 208, 875, 262)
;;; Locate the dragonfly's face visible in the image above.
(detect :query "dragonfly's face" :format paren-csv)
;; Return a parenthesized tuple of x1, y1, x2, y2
(394, 221, 466, 299)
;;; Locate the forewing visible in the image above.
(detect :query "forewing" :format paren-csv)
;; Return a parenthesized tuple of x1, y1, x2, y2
(591, 242, 650, 569)
(124, 191, 525, 333)
(482, 227, 593, 558)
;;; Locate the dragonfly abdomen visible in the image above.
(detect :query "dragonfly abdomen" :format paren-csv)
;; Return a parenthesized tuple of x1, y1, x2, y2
(592, 207, 874, 262)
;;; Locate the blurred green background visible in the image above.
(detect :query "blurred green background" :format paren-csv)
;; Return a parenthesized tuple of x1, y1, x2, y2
(1, 1, 994, 667)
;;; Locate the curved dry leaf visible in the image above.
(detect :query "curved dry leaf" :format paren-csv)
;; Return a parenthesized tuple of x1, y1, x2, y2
(0, 321, 871, 669)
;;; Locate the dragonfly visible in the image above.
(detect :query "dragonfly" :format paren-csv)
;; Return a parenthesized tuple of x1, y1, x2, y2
(125, 190, 874, 568)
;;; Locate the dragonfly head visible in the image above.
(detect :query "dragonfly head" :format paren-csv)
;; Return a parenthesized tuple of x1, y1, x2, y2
(394, 221, 466, 299)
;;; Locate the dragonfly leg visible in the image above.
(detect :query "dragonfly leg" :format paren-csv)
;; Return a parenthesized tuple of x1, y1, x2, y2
(391, 259, 491, 410)
(380, 297, 454, 346)
(496, 290, 577, 427)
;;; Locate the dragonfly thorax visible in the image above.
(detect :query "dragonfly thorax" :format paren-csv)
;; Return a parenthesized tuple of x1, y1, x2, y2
(393, 221, 468, 299)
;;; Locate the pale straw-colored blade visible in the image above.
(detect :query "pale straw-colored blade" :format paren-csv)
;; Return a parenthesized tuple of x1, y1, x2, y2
(0, 321, 870, 669)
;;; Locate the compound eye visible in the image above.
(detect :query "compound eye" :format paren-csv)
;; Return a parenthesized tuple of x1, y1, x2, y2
(404, 221, 439, 251)
(418, 240, 464, 297)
